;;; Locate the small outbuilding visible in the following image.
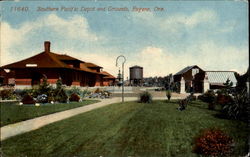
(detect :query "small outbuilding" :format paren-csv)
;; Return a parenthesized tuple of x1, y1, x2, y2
(174, 65, 238, 93)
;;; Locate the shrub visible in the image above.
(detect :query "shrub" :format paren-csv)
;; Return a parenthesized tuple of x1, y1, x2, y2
(102, 91, 111, 98)
(66, 86, 81, 97)
(37, 76, 53, 100)
(54, 89, 68, 103)
(216, 93, 233, 106)
(178, 93, 196, 111)
(178, 99, 188, 111)
(172, 82, 180, 93)
(166, 90, 171, 101)
(198, 90, 216, 104)
(198, 90, 216, 110)
(14, 89, 28, 100)
(47, 90, 55, 102)
(187, 93, 197, 101)
(69, 93, 80, 102)
(222, 89, 249, 121)
(21, 88, 40, 98)
(37, 94, 48, 103)
(208, 103, 216, 110)
(94, 88, 101, 93)
(21, 94, 36, 104)
(82, 90, 91, 98)
(38, 76, 52, 94)
(216, 76, 249, 121)
(54, 79, 68, 103)
(193, 128, 234, 157)
(0, 89, 15, 100)
(99, 91, 111, 99)
(139, 91, 152, 103)
(66, 87, 91, 99)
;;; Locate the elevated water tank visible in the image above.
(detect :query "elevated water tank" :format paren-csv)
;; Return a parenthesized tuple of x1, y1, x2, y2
(129, 65, 143, 86)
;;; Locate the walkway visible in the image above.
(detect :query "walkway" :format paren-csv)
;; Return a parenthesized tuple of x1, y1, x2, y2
(0, 96, 181, 141)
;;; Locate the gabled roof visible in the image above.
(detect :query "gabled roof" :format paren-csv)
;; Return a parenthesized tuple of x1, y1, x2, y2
(1, 41, 110, 76)
(174, 65, 204, 75)
(53, 53, 84, 62)
(1, 51, 101, 74)
(101, 71, 116, 79)
(1, 51, 68, 69)
(206, 71, 237, 86)
(52, 52, 103, 70)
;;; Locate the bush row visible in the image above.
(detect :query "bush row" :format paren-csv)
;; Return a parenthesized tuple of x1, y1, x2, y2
(198, 84, 248, 122)
(0, 78, 87, 104)
(1, 79, 113, 104)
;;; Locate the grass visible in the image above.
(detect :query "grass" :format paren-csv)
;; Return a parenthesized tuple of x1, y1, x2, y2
(1, 100, 248, 157)
(0, 100, 99, 127)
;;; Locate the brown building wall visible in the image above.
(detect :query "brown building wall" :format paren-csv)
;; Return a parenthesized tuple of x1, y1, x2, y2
(103, 79, 115, 86)
(15, 79, 32, 85)
(174, 69, 205, 93)
(3, 68, 105, 87)
(95, 75, 103, 86)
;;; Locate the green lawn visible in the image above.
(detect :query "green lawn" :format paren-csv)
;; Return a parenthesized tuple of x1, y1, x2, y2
(1, 100, 248, 157)
(0, 100, 99, 127)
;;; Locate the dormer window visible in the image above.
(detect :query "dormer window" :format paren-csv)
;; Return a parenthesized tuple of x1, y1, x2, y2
(26, 64, 37, 67)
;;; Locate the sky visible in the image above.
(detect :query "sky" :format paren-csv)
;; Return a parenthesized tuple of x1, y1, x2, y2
(0, 1, 249, 79)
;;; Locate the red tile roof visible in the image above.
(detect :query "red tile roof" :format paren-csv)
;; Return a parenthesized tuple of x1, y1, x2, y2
(52, 53, 84, 62)
(1, 51, 101, 74)
(1, 51, 68, 69)
(1, 41, 108, 76)
(101, 71, 116, 79)
(85, 62, 102, 68)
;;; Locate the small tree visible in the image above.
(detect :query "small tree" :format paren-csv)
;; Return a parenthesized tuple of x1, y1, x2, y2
(54, 78, 68, 103)
(37, 76, 53, 103)
(0, 89, 15, 100)
(39, 76, 51, 94)
(221, 78, 233, 95)
(56, 78, 63, 89)
(39, 76, 51, 93)
(172, 82, 180, 93)
(166, 90, 171, 101)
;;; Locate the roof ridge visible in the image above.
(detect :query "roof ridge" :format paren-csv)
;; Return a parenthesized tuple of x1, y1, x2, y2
(51, 52, 86, 63)
(46, 52, 69, 68)
(1, 51, 45, 68)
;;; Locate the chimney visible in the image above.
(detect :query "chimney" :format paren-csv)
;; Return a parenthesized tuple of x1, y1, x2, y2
(44, 41, 50, 52)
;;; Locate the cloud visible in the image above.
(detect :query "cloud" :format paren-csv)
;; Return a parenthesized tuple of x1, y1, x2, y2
(192, 41, 248, 72)
(44, 14, 98, 41)
(185, 9, 217, 27)
(161, 9, 217, 33)
(1, 10, 247, 79)
(218, 20, 237, 33)
(38, 41, 249, 79)
(128, 41, 248, 77)
(132, 9, 236, 34)
(1, 22, 30, 66)
(129, 47, 173, 77)
(0, 14, 99, 66)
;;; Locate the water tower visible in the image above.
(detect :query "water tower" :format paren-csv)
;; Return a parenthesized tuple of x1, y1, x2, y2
(129, 65, 143, 86)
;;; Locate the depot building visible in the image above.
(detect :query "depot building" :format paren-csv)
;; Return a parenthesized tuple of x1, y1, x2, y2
(0, 41, 115, 88)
